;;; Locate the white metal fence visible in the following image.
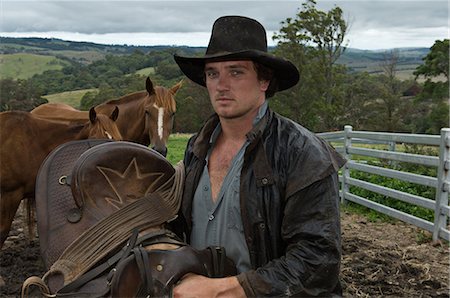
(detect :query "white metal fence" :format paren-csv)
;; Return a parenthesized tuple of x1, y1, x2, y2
(318, 126, 450, 242)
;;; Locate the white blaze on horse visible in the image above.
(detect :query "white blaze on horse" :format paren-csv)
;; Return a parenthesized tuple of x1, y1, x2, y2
(0, 107, 122, 248)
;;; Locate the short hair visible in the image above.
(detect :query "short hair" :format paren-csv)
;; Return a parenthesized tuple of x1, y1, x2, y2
(253, 62, 278, 98)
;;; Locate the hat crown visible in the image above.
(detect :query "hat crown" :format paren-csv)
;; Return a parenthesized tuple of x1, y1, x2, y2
(206, 16, 268, 55)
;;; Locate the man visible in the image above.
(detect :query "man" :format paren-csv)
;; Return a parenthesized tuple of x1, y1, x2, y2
(172, 16, 345, 297)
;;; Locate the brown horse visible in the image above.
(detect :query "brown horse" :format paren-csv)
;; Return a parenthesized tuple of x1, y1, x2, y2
(31, 77, 182, 156)
(0, 107, 122, 248)
(96, 77, 182, 156)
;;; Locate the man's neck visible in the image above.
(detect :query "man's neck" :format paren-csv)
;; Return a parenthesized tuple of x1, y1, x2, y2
(218, 100, 265, 142)
(219, 116, 253, 143)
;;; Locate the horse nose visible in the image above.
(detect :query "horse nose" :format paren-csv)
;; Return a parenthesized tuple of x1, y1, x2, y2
(152, 146, 167, 157)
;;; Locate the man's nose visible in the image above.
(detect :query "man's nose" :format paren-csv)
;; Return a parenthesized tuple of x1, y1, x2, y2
(216, 73, 230, 91)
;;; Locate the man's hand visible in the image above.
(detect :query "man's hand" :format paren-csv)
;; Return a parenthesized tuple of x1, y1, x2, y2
(172, 273, 246, 298)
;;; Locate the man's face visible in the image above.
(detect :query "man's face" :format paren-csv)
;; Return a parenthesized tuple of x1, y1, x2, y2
(204, 60, 269, 120)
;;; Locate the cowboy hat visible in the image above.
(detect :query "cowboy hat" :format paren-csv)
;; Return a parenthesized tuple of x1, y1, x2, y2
(174, 15, 299, 92)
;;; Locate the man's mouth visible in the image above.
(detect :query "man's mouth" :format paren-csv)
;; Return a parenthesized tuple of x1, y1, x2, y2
(216, 96, 233, 101)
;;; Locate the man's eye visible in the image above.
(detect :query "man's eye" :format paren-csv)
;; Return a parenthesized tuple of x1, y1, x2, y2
(206, 71, 218, 79)
(230, 70, 243, 76)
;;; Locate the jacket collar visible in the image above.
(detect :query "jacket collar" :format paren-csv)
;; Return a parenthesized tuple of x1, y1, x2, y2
(192, 108, 273, 159)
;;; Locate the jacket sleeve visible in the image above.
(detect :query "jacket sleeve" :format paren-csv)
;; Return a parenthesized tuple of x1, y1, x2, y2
(237, 172, 342, 297)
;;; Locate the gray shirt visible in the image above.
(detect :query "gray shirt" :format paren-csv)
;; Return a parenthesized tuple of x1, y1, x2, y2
(190, 101, 268, 273)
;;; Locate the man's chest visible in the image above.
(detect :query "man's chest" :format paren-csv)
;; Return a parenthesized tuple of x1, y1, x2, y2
(208, 141, 244, 201)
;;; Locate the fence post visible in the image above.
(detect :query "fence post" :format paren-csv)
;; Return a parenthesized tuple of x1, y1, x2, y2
(433, 128, 450, 241)
(341, 125, 352, 204)
(388, 141, 398, 167)
(388, 141, 396, 152)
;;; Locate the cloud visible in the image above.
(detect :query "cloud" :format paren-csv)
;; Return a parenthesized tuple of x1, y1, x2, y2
(1, 0, 448, 50)
(1, 1, 299, 33)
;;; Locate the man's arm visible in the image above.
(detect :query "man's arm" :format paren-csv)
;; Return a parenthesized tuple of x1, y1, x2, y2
(239, 173, 342, 296)
(173, 274, 246, 298)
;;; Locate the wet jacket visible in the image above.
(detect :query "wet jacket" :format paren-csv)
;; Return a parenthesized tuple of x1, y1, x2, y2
(174, 109, 346, 297)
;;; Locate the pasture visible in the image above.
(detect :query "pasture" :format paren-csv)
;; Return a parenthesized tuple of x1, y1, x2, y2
(0, 53, 69, 80)
(135, 66, 155, 77)
(166, 133, 192, 164)
(43, 88, 98, 108)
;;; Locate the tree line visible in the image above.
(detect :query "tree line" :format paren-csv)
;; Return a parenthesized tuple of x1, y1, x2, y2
(1, 0, 448, 134)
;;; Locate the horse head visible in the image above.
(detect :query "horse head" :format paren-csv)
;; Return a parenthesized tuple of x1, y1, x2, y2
(86, 106, 123, 140)
(144, 77, 182, 157)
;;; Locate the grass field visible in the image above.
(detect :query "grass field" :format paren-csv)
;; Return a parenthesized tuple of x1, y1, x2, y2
(0, 53, 70, 79)
(43, 88, 98, 108)
(48, 50, 107, 64)
(166, 133, 191, 164)
(135, 67, 155, 76)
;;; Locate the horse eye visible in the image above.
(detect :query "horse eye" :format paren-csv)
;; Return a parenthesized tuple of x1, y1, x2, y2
(105, 131, 113, 139)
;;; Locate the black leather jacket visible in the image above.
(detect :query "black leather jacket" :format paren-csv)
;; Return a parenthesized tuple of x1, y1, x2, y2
(174, 109, 346, 297)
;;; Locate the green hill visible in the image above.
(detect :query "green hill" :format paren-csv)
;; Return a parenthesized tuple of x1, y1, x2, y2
(0, 37, 203, 64)
(0, 53, 70, 79)
(43, 88, 98, 108)
(0, 37, 430, 81)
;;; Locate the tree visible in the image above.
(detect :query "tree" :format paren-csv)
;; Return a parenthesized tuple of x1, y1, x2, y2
(273, 0, 349, 131)
(0, 78, 47, 111)
(173, 80, 213, 133)
(414, 39, 449, 81)
(412, 39, 449, 133)
(155, 60, 182, 80)
(375, 50, 406, 132)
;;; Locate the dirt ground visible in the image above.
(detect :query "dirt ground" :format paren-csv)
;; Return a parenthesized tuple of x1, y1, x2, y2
(0, 205, 449, 297)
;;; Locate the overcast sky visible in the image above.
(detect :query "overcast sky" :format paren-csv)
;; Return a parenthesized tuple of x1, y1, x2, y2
(1, 0, 448, 50)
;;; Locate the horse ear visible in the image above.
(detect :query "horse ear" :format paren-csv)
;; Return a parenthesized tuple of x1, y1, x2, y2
(170, 80, 183, 95)
(89, 107, 97, 123)
(111, 106, 119, 121)
(146, 77, 155, 96)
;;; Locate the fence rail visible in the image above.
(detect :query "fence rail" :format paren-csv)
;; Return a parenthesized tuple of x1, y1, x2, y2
(318, 126, 450, 242)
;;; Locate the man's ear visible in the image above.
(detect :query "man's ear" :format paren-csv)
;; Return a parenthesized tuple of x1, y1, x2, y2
(260, 80, 270, 92)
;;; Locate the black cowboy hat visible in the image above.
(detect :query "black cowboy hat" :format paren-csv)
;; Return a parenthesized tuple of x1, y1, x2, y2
(174, 15, 299, 92)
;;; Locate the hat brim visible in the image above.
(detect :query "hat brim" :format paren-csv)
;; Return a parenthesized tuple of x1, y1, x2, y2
(174, 50, 299, 92)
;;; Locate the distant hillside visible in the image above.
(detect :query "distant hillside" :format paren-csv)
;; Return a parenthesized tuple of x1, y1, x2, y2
(0, 37, 204, 64)
(0, 53, 70, 79)
(338, 47, 429, 76)
(0, 36, 429, 79)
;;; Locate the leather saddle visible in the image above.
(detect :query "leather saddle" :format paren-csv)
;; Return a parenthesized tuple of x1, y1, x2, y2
(35, 139, 175, 269)
(25, 140, 236, 298)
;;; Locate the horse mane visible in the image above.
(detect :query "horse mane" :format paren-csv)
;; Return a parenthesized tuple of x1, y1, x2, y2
(103, 91, 148, 105)
(102, 88, 176, 113)
(154, 86, 176, 113)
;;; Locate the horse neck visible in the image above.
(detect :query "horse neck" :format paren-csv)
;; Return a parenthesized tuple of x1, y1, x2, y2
(39, 121, 86, 147)
(105, 94, 148, 139)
